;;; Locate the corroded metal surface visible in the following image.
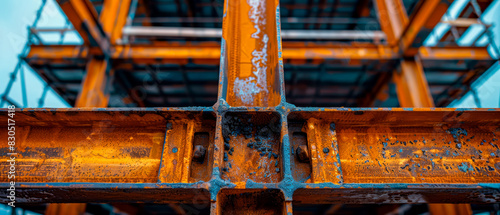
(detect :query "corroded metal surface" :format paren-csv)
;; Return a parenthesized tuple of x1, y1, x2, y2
(219, 0, 283, 107)
(1, 108, 500, 211)
(2, 0, 500, 214)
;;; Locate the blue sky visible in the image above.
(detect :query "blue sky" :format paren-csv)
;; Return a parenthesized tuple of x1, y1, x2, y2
(0, 0, 79, 108)
(0, 0, 499, 108)
(426, 0, 500, 108)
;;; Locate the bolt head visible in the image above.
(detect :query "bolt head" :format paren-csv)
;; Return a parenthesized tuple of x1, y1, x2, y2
(193, 145, 206, 162)
(296, 145, 310, 162)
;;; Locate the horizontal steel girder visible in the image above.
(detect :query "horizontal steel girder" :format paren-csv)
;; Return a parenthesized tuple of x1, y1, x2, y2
(25, 45, 495, 65)
(56, 0, 109, 55)
(5, 0, 500, 212)
(25, 43, 399, 65)
(1, 107, 500, 205)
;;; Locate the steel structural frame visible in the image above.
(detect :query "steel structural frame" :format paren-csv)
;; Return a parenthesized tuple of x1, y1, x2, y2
(42, 0, 131, 213)
(2, 0, 500, 214)
(2, 108, 500, 212)
(26, 44, 494, 63)
(378, 1, 478, 212)
(23, 0, 497, 108)
(20, 0, 497, 110)
(60, 0, 131, 108)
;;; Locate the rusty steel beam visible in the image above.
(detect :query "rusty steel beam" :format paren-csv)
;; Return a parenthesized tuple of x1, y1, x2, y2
(374, 0, 452, 55)
(54, 0, 129, 108)
(101, 44, 400, 65)
(418, 46, 494, 61)
(28, 44, 496, 66)
(428, 204, 473, 215)
(394, 56, 435, 107)
(100, 0, 131, 44)
(1, 108, 500, 208)
(45, 203, 86, 215)
(26, 44, 398, 66)
(46, 2, 132, 211)
(27, 44, 495, 65)
(74, 0, 132, 108)
(4, 1, 499, 214)
(112, 44, 222, 65)
(399, 0, 453, 56)
(368, 0, 485, 111)
(374, 0, 408, 46)
(398, 46, 473, 214)
(56, 0, 130, 49)
(56, 0, 109, 55)
(25, 45, 89, 64)
(217, 0, 284, 107)
(361, 46, 493, 110)
(74, 58, 113, 107)
(375, 0, 453, 56)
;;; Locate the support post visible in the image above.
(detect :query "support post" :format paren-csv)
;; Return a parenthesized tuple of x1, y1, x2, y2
(399, 0, 453, 56)
(45, 204, 86, 215)
(56, 0, 109, 54)
(100, 0, 131, 44)
(394, 57, 473, 215)
(393, 56, 434, 107)
(218, 0, 284, 107)
(374, 0, 408, 45)
(428, 204, 473, 215)
(73, 0, 130, 108)
(47, 1, 130, 214)
(75, 58, 113, 107)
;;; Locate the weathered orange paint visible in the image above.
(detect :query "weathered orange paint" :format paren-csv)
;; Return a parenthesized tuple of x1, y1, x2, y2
(393, 56, 435, 108)
(75, 59, 112, 108)
(375, 0, 408, 45)
(28, 44, 496, 67)
(428, 204, 472, 215)
(305, 118, 342, 183)
(159, 117, 216, 183)
(220, 112, 282, 184)
(221, 0, 282, 107)
(1, 108, 500, 211)
(399, 0, 453, 56)
(288, 109, 500, 184)
(57, 0, 109, 54)
(45, 203, 86, 215)
(419, 46, 493, 60)
(0, 110, 166, 183)
(0, 109, 222, 185)
(8, 0, 499, 213)
(100, 0, 131, 44)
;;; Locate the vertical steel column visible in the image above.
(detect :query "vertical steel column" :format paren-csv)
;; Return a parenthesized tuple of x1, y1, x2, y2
(375, 0, 436, 108)
(47, 1, 130, 213)
(428, 204, 473, 215)
(57, 0, 109, 54)
(393, 56, 435, 107)
(75, 59, 113, 107)
(100, 0, 132, 44)
(218, 0, 284, 107)
(73, 0, 130, 108)
(45, 204, 86, 215)
(376, 0, 472, 213)
(368, 0, 409, 108)
(214, 0, 289, 213)
(393, 56, 473, 214)
(374, 0, 408, 45)
(400, 0, 453, 56)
